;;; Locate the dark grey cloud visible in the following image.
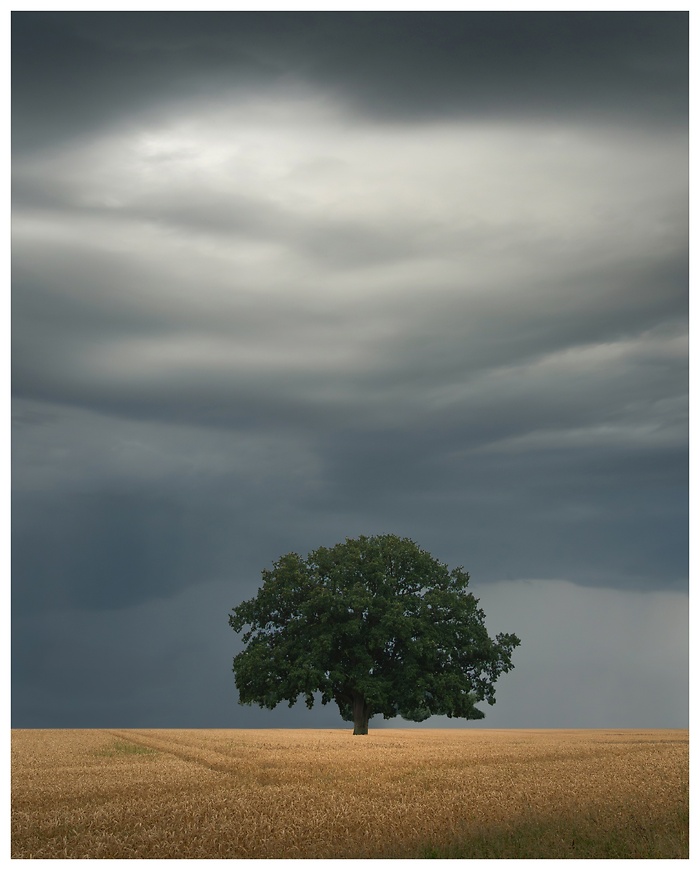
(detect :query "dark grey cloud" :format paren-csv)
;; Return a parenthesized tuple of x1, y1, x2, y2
(12, 12, 687, 729)
(12, 12, 688, 155)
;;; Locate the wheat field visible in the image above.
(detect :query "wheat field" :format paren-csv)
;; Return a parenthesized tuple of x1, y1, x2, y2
(11, 727, 688, 859)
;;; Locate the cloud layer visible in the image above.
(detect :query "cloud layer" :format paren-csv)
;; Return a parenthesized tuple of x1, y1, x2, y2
(12, 12, 688, 728)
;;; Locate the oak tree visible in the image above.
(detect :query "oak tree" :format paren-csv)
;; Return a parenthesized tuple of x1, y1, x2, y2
(229, 534, 520, 734)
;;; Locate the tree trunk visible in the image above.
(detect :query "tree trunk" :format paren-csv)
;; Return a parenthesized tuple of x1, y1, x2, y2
(352, 692, 370, 735)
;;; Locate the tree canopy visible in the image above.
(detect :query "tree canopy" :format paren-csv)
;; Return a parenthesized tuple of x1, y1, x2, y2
(229, 534, 521, 734)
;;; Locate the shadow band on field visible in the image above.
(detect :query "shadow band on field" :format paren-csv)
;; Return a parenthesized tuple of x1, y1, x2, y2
(419, 805, 689, 860)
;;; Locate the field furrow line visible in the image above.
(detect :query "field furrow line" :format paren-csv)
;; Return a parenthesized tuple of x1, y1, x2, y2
(104, 729, 241, 775)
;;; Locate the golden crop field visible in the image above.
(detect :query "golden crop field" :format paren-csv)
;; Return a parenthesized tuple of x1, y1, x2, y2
(11, 727, 688, 859)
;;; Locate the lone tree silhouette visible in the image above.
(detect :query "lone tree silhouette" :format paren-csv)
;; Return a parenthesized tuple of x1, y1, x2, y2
(229, 534, 520, 734)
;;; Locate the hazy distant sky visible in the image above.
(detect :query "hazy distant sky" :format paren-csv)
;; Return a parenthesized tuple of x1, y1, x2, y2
(12, 12, 688, 729)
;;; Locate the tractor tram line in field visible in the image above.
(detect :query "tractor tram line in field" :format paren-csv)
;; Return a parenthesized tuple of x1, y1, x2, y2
(104, 729, 248, 776)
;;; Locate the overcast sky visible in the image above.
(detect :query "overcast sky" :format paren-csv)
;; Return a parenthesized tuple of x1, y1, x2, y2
(12, 11, 688, 730)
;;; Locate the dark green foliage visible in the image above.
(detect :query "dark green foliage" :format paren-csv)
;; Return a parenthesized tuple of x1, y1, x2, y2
(229, 534, 520, 731)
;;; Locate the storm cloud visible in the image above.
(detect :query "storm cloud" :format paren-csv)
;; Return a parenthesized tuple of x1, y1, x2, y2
(12, 12, 688, 729)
